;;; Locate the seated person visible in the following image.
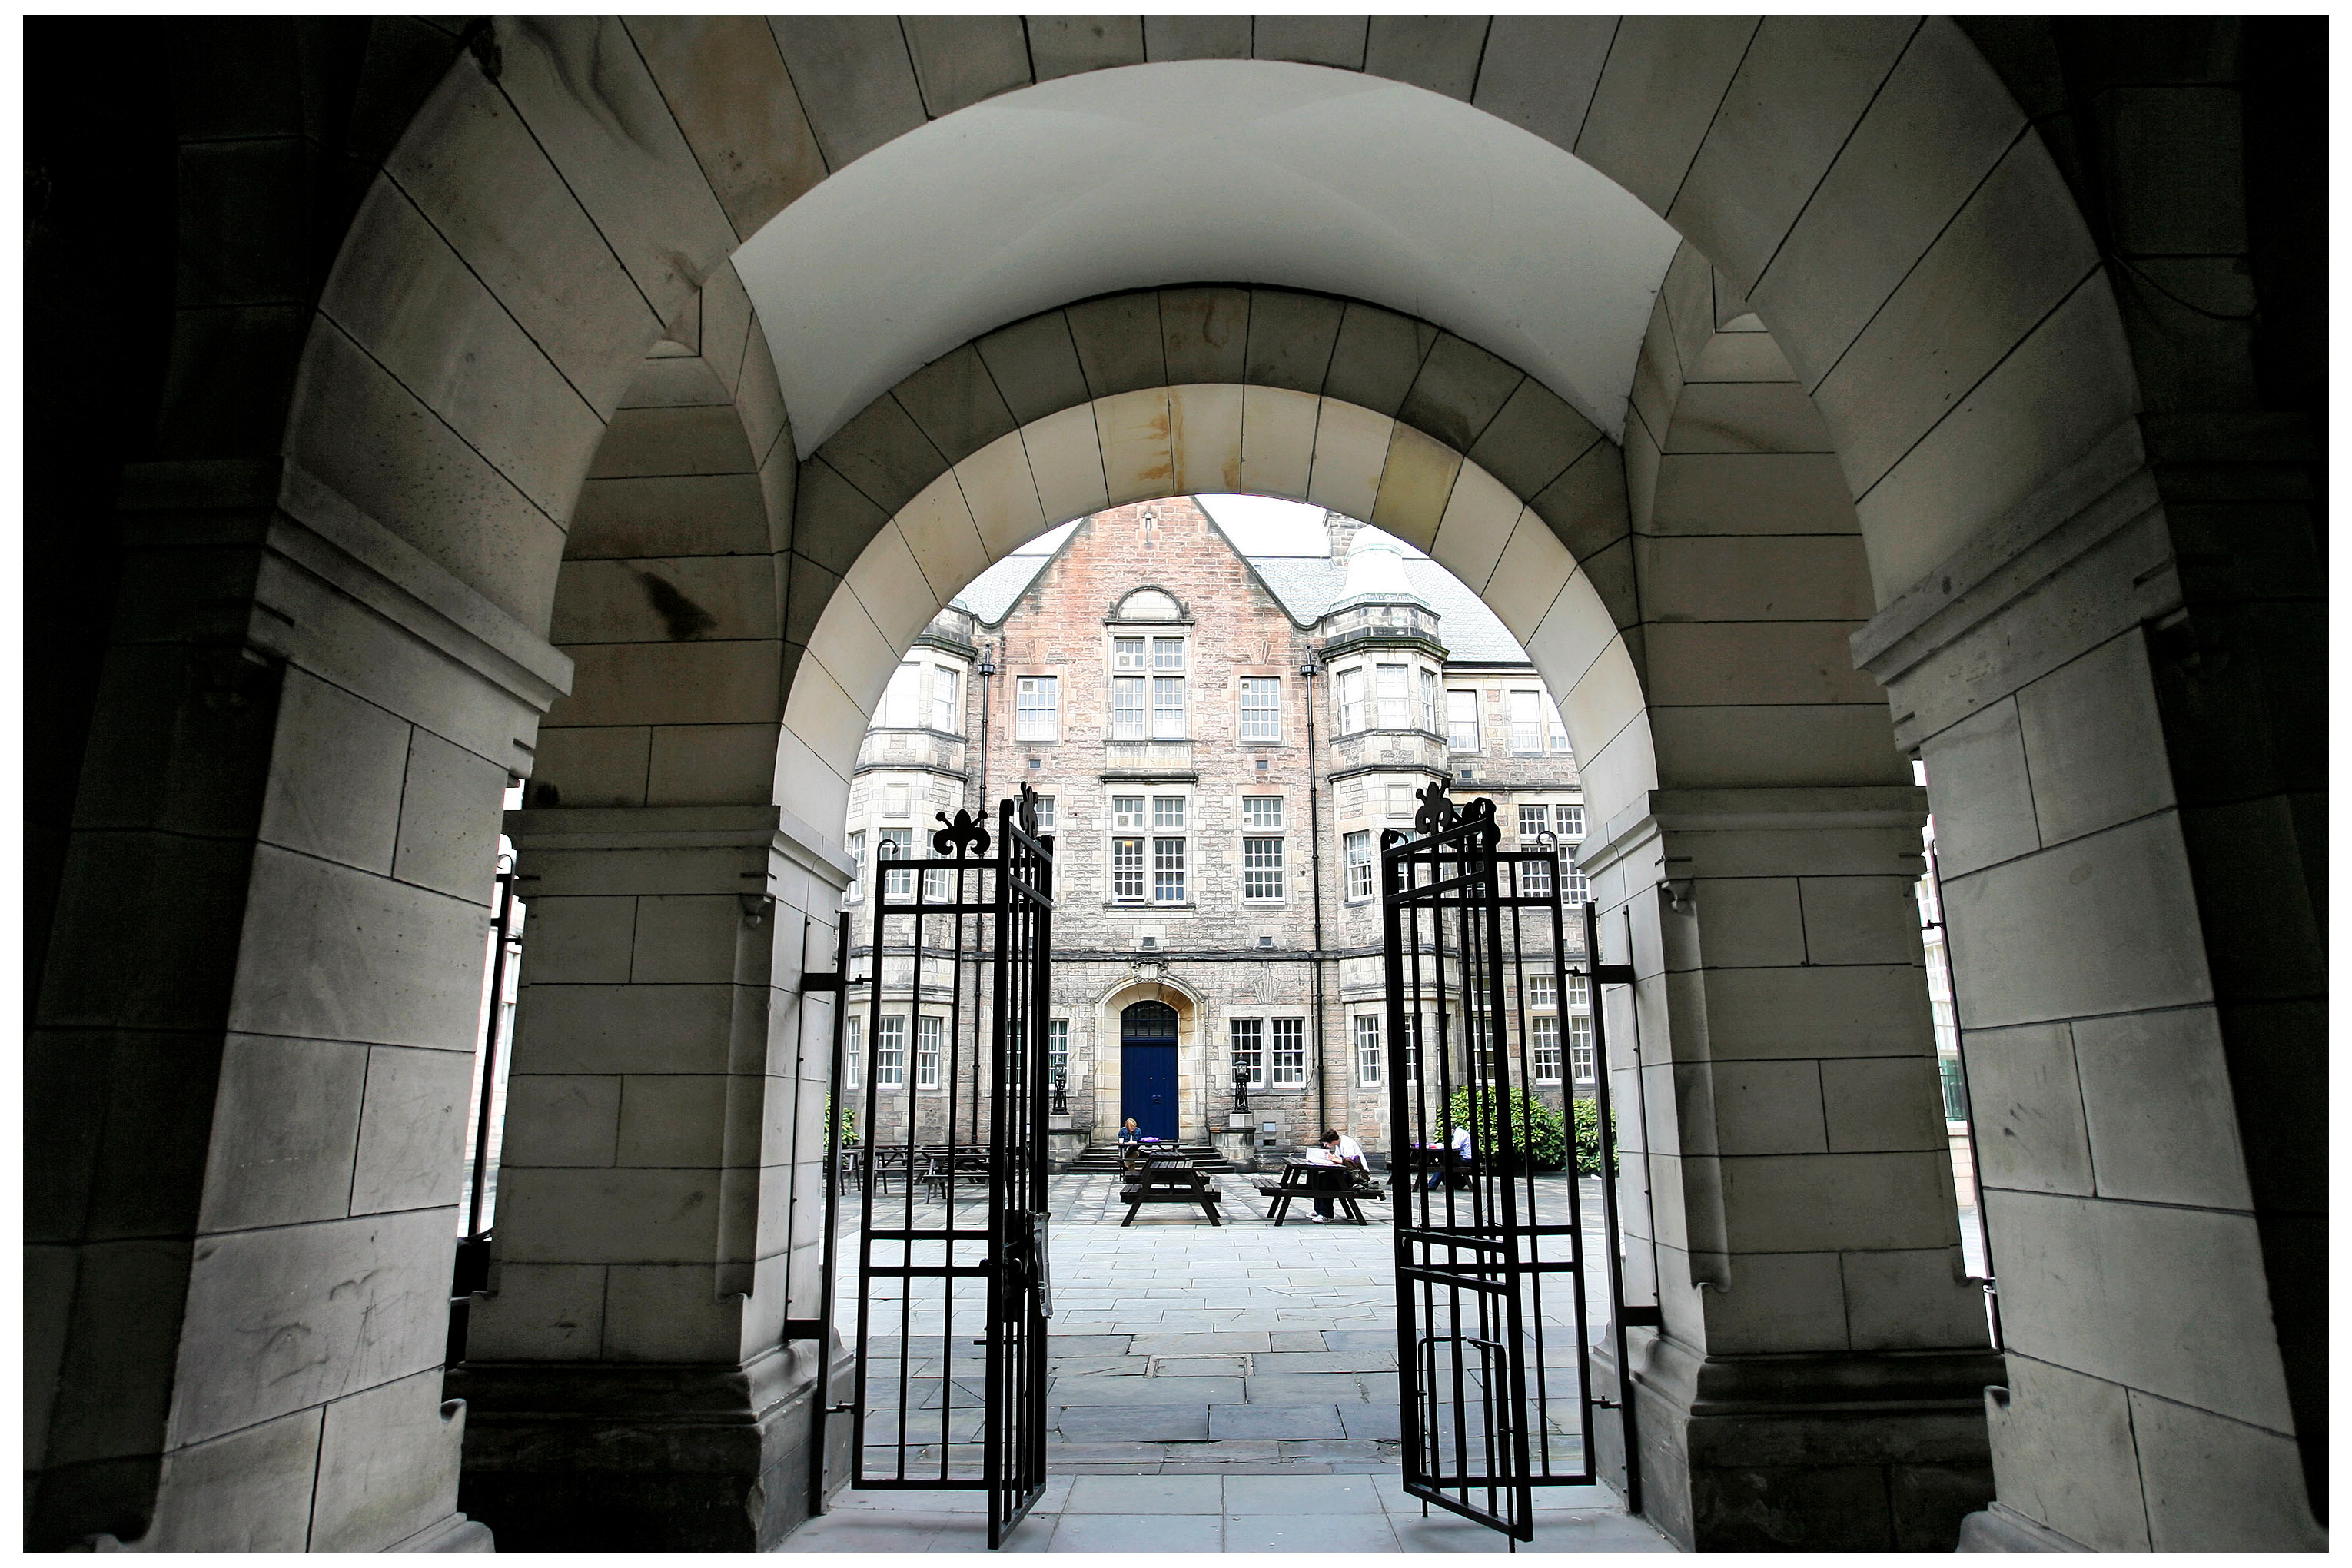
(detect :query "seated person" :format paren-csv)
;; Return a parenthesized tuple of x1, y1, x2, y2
(1116, 1117, 1146, 1171)
(1424, 1122, 1473, 1189)
(1308, 1128, 1367, 1223)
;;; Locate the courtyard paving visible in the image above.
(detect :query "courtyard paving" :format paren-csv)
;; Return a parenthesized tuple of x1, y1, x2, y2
(789, 1171, 1676, 1551)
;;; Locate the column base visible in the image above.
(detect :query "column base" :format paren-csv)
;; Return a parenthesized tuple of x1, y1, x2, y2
(1597, 1333, 2002, 1551)
(1958, 1502, 2094, 1551)
(447, 1340, 849, 1551)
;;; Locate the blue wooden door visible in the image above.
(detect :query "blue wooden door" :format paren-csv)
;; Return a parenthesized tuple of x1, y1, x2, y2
(1119, 1001, 1180, 1141)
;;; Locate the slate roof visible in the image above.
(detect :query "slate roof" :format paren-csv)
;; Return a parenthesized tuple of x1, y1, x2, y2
(952, 520, 1533, 665)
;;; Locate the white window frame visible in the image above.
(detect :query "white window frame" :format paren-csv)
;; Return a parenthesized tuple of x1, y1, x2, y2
(1015, 676, 1058, 741)
(1239, 676, 1281, 740)
(1111, 676, 1146, 739)
(1420, 668, 1439, 733)
(931, 664, 960, 733)
(1510, 689, 1544, 753)
(1111, 837, 1144, 902)
(1270, 1017, 1307, 1088)
(1242, 836, 1284, 902)
(1112, 636, 1148, 672)
(1354, 1013, 1382, 1087)
(1242, 795, 1282, 830)
(1152, 796, 1185, 830)
(877, 827, 915, 900)
(1112, 796, 1146, 829)
(1344, 830, 1374, 901)
(1556, 804, 1586, 842)
(1229, 1017, 1264, 1090)
(1526, 972, 1557, 1011)
(1151, 674, 1187, 739)
(1048, 1018, 1069, 1085)
(882, 661, 922, 726)
(1446, 689, 1480, 752)
(1569, 1014, 1596, 1082)
(1337, 666, 1366, 734)
(845, 831, 866, 903)
(845, 1015, 863, 1089)
(1376, 663, 1409, 729)
(1152, 636, 1186, 671)
(875, 1014, 906, 1088)
(1152, 835, 1187, 903)
(915, 1014, 942, 1091)
(1033, 794, 1056, 832)
(1531, 1015, 1563, 1084)
(1518, 803, 1548, 840)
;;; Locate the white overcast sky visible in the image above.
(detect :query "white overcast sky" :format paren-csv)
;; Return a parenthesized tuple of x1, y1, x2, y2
(1011, 497, 1423, 559)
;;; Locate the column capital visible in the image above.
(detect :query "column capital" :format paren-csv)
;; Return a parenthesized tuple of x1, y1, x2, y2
(506, 802, 854, 892)
(1578, 785, 1930, 882)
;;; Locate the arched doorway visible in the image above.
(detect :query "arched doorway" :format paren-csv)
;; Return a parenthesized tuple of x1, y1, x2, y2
(1117, 1001, 1181, 1141)
(26, 17, 2321, 1557)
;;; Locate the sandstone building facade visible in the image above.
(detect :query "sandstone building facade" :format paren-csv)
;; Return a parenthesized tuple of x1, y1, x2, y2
(839, 500, 1589, 1158)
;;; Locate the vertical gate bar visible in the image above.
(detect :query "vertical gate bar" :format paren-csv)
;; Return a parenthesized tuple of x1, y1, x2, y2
(1585, 899, 1642, 1517)
(465, 866, 517, 1241)
(985, 802, 1012, 1546)
(853, 885, 886, 1483)
(1506, 864, 1550, 1479)
(809, 915, 854, 1517)
(1028, 812, 1055, 1507)
(1553, 864, 1596, 1485)
(1481, 833, 1536, 1540)
(1380, 832, 1422, 1494)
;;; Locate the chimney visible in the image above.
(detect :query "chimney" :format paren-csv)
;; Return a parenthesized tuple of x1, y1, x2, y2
(1324, 510, 1360, 563)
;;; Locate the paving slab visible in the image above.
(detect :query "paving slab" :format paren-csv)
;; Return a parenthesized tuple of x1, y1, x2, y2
(1224, 1512, 1401, 1551)
(1208, 1403, 1345, 1440)
(1058, 1405, 1208, 1442)
(1065, 1473, 1223, 1513)
(1048, 1512, 1224, 1552)
(1055, 1374, 1241, 1405)
(1151, 1355, 1248, 1377)
(1244, 1372, 1369, 1404)
(1223, 1473, 1389, 1514)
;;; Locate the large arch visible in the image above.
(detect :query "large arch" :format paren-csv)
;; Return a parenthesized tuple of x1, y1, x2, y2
(27, 16, 2320, 1557)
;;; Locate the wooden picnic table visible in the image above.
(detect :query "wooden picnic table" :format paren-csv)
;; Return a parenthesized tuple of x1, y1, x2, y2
(1119, 1155, 1223, 1227)
(1257, 1161, 1380, 1225)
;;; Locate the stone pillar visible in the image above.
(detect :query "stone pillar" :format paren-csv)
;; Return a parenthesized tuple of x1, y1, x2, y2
(1855, 416, 2324, 1550)
(1578, 786, 2001, 1551)
(450, 802, 852, 1550)
(28, 459, 553, 1549)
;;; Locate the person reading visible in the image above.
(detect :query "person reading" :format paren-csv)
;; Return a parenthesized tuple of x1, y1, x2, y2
(1308, 1128, 1366, 1222)
(1116, 1117, 1147, 1172)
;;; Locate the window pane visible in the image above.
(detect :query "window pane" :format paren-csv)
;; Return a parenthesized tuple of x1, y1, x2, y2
(1377, 663, 1408, 729)
(1569, 1014, 1595, 1081)
(1533, 1015, 1562, 1082)
(1153, 637, 1185, 669)
(1420, 669, 1439, 732)
(931, 666, 959, 733)
(1447, 689, 1480, 751)
(1566, 972, 1590, 1010)
(1230, 1018, 1263, 1088)
(1152, 796, 1185, 830)
(1556, 804, 1585, 841)
(877, 1015, 906, 1088)
(884, 662, 921, 726)
(1271, 1018, 1306, 1087)
(1354, 1014, 1382, 1086)
(846, 832, 866, 902)
(1242, 796, 1281, 829)
(1527, 973, 1556, 1009)
(1113, 636, 1145, 670)
(1112, 796, 1144, 828)
(916, 1015, 942, 1090)
(1565, 859, 1590, 906)
(845, 1016, 862, 1089)
(1034, 795, 1056, 832)
(879, 828, 914, 899)
(1344, 830, 1373, 900)
(1111, 838, 1144, 901)
(1015, 676, 1058, 739)
(1518, 804, 1547, 839)
(1153, 838, 1186, 902)
(1520, 856, 1553, 897)
(1048, 1019, 1070, 1085)
(1243, 837, 1284, 900)
(1338, 669, 1364, 733)
(1111, 676, 1145, 739)
(1151, 676, 1186, 738)
(1510, 690, 1543, 752)
(1240, 676, 1281, 740)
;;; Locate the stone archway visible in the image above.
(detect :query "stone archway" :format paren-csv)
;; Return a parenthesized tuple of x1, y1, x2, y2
(28, 18, 2320, 1556)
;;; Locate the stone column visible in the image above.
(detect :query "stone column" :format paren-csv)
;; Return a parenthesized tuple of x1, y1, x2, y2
(1855, 416, 2324, 1550)
(28, 458, 559, 1549)
(1579, 786, 2002, 1551)
(450, 802, 852, 1550)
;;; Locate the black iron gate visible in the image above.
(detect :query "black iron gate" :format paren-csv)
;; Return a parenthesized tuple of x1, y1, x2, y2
(816, 786, 1055, 1548)
(1379, 786, 1639, 1544)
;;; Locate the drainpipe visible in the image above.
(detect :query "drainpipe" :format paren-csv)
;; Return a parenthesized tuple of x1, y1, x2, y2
(973, 642, 995, 811)
(1301, 652, 1329, 1140)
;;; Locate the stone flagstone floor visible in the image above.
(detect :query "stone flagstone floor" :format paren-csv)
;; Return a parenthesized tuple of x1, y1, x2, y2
(787, 1171, 1676, 1551)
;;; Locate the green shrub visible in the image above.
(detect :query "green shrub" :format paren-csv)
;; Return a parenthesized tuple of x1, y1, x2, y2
(1571, 1097, 1618, 1178)
(1443, 1085, 1567, 1171)
(826, 1095, 858, 1146)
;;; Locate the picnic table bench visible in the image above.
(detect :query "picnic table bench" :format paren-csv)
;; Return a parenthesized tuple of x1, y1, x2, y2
(1119, 1156, 1223, 1226)
(1257, 1161, 1383, 1225)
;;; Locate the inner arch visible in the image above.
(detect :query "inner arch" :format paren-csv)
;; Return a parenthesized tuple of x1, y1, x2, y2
(732, 59, 1682, 454)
